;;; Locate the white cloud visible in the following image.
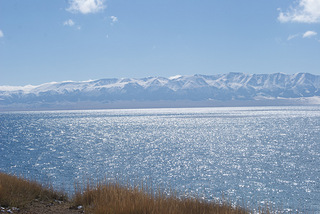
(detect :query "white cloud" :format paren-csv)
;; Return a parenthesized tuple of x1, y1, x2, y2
(110, 16, 118, 23)
(286, 31, 318, 41)
(303, 30, 318, 38)
(67, 0, 106, 14)
(63, 19, 75, 26)
(110, 16, 118, 26)
(0, 30, 4, 38)
(287, 34, 300, 40)
(278, 0, 320, 23)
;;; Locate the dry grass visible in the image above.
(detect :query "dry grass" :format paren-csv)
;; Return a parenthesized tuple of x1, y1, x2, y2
(0, 172, 67, 208)
(73, 181, 249, 214)
(1, 172, 275, 214)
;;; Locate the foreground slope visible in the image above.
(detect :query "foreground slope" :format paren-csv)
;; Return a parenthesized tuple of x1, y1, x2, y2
(1, 73, 320, 110)
(1, 173, 249, 214)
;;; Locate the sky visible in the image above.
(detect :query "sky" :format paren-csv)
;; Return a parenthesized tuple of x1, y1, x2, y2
(0, 0, 320, 86)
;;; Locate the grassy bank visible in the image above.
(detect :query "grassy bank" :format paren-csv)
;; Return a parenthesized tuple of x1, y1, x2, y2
(73, 181, 248, 214)
(0, 172, 66, 208)
(0, 172, 265, 214)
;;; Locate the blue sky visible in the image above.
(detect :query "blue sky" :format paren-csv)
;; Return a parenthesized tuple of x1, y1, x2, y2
(0, 0, 320, 86)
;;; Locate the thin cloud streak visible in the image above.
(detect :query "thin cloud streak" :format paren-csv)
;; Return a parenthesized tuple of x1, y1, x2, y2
(287, 31, 318, 40)
(287, 34, 300, 40)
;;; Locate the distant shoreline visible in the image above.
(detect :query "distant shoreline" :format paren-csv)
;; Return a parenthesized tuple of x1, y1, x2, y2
(1, 98, 319, 112)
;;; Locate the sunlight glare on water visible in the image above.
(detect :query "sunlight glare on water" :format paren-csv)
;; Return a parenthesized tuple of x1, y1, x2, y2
(0, 106, 320, 213)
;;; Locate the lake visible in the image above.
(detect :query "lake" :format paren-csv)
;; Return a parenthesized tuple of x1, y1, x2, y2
(1, 106, 319, 213)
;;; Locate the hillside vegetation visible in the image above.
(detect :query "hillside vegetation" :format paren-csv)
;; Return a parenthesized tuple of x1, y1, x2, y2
(0, 172, 266, 214)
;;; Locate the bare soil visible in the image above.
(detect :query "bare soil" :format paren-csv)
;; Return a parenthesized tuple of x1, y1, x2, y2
(1, 199, 84, 214)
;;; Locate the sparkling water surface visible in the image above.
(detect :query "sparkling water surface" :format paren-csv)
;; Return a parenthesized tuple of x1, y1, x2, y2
(1, 106, 320, 213)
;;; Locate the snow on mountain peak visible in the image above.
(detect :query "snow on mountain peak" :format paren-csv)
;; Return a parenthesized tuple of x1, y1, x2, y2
(169, 75, 182, 80)
(1, 72, 320, 110)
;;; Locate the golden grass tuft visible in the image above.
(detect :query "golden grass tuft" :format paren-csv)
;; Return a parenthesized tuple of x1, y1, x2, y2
(1, 172, 275, 213)
(0, 172, 66, 208)
(73, 181, 249, 214)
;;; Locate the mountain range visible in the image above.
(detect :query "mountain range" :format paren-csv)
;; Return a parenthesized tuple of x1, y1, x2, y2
(1, 72, 320, 111)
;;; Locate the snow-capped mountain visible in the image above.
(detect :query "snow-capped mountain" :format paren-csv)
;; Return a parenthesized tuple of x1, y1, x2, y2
(1, 73, 320, 110)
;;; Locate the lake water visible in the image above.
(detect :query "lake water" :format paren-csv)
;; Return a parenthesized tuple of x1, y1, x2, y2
(0, 106, 319, 213)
